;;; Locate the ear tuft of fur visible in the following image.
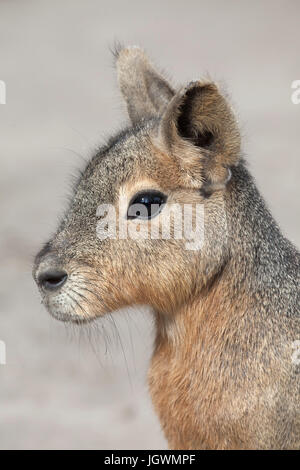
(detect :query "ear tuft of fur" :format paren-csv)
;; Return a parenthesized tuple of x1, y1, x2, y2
(110, 40, 126, 63)
(115, 45, 145, 63)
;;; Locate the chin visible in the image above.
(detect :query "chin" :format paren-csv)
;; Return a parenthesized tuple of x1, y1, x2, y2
(44, 300, 97, 324)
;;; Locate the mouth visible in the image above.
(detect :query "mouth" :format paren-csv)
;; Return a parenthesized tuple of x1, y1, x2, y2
(41, 292, 95, 324)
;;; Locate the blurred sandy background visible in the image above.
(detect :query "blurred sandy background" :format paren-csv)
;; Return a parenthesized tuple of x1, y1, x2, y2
(0, 0, 299, 449)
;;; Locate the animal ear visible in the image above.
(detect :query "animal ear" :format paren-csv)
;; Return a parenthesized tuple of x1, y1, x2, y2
(115, 46, 175, 125)
(158, 81, 241, 194)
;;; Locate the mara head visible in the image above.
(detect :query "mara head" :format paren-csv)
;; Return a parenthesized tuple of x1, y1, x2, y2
(33, 46, 241, 323)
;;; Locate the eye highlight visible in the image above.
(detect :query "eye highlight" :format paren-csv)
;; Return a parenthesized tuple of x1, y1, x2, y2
(127, 190, 167, 220)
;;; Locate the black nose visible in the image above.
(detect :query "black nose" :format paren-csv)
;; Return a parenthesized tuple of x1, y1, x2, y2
(38, 269, 68, 291)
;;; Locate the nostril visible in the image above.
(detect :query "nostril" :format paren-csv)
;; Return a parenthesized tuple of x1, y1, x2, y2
(38, 269, 68, 291)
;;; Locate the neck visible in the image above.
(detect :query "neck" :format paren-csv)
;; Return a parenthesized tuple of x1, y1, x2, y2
(154, 162, 296, 347)
(154, 256, 243, 348)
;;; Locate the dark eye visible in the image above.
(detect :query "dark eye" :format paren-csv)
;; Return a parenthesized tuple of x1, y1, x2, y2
(127, 190, 167, 220)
